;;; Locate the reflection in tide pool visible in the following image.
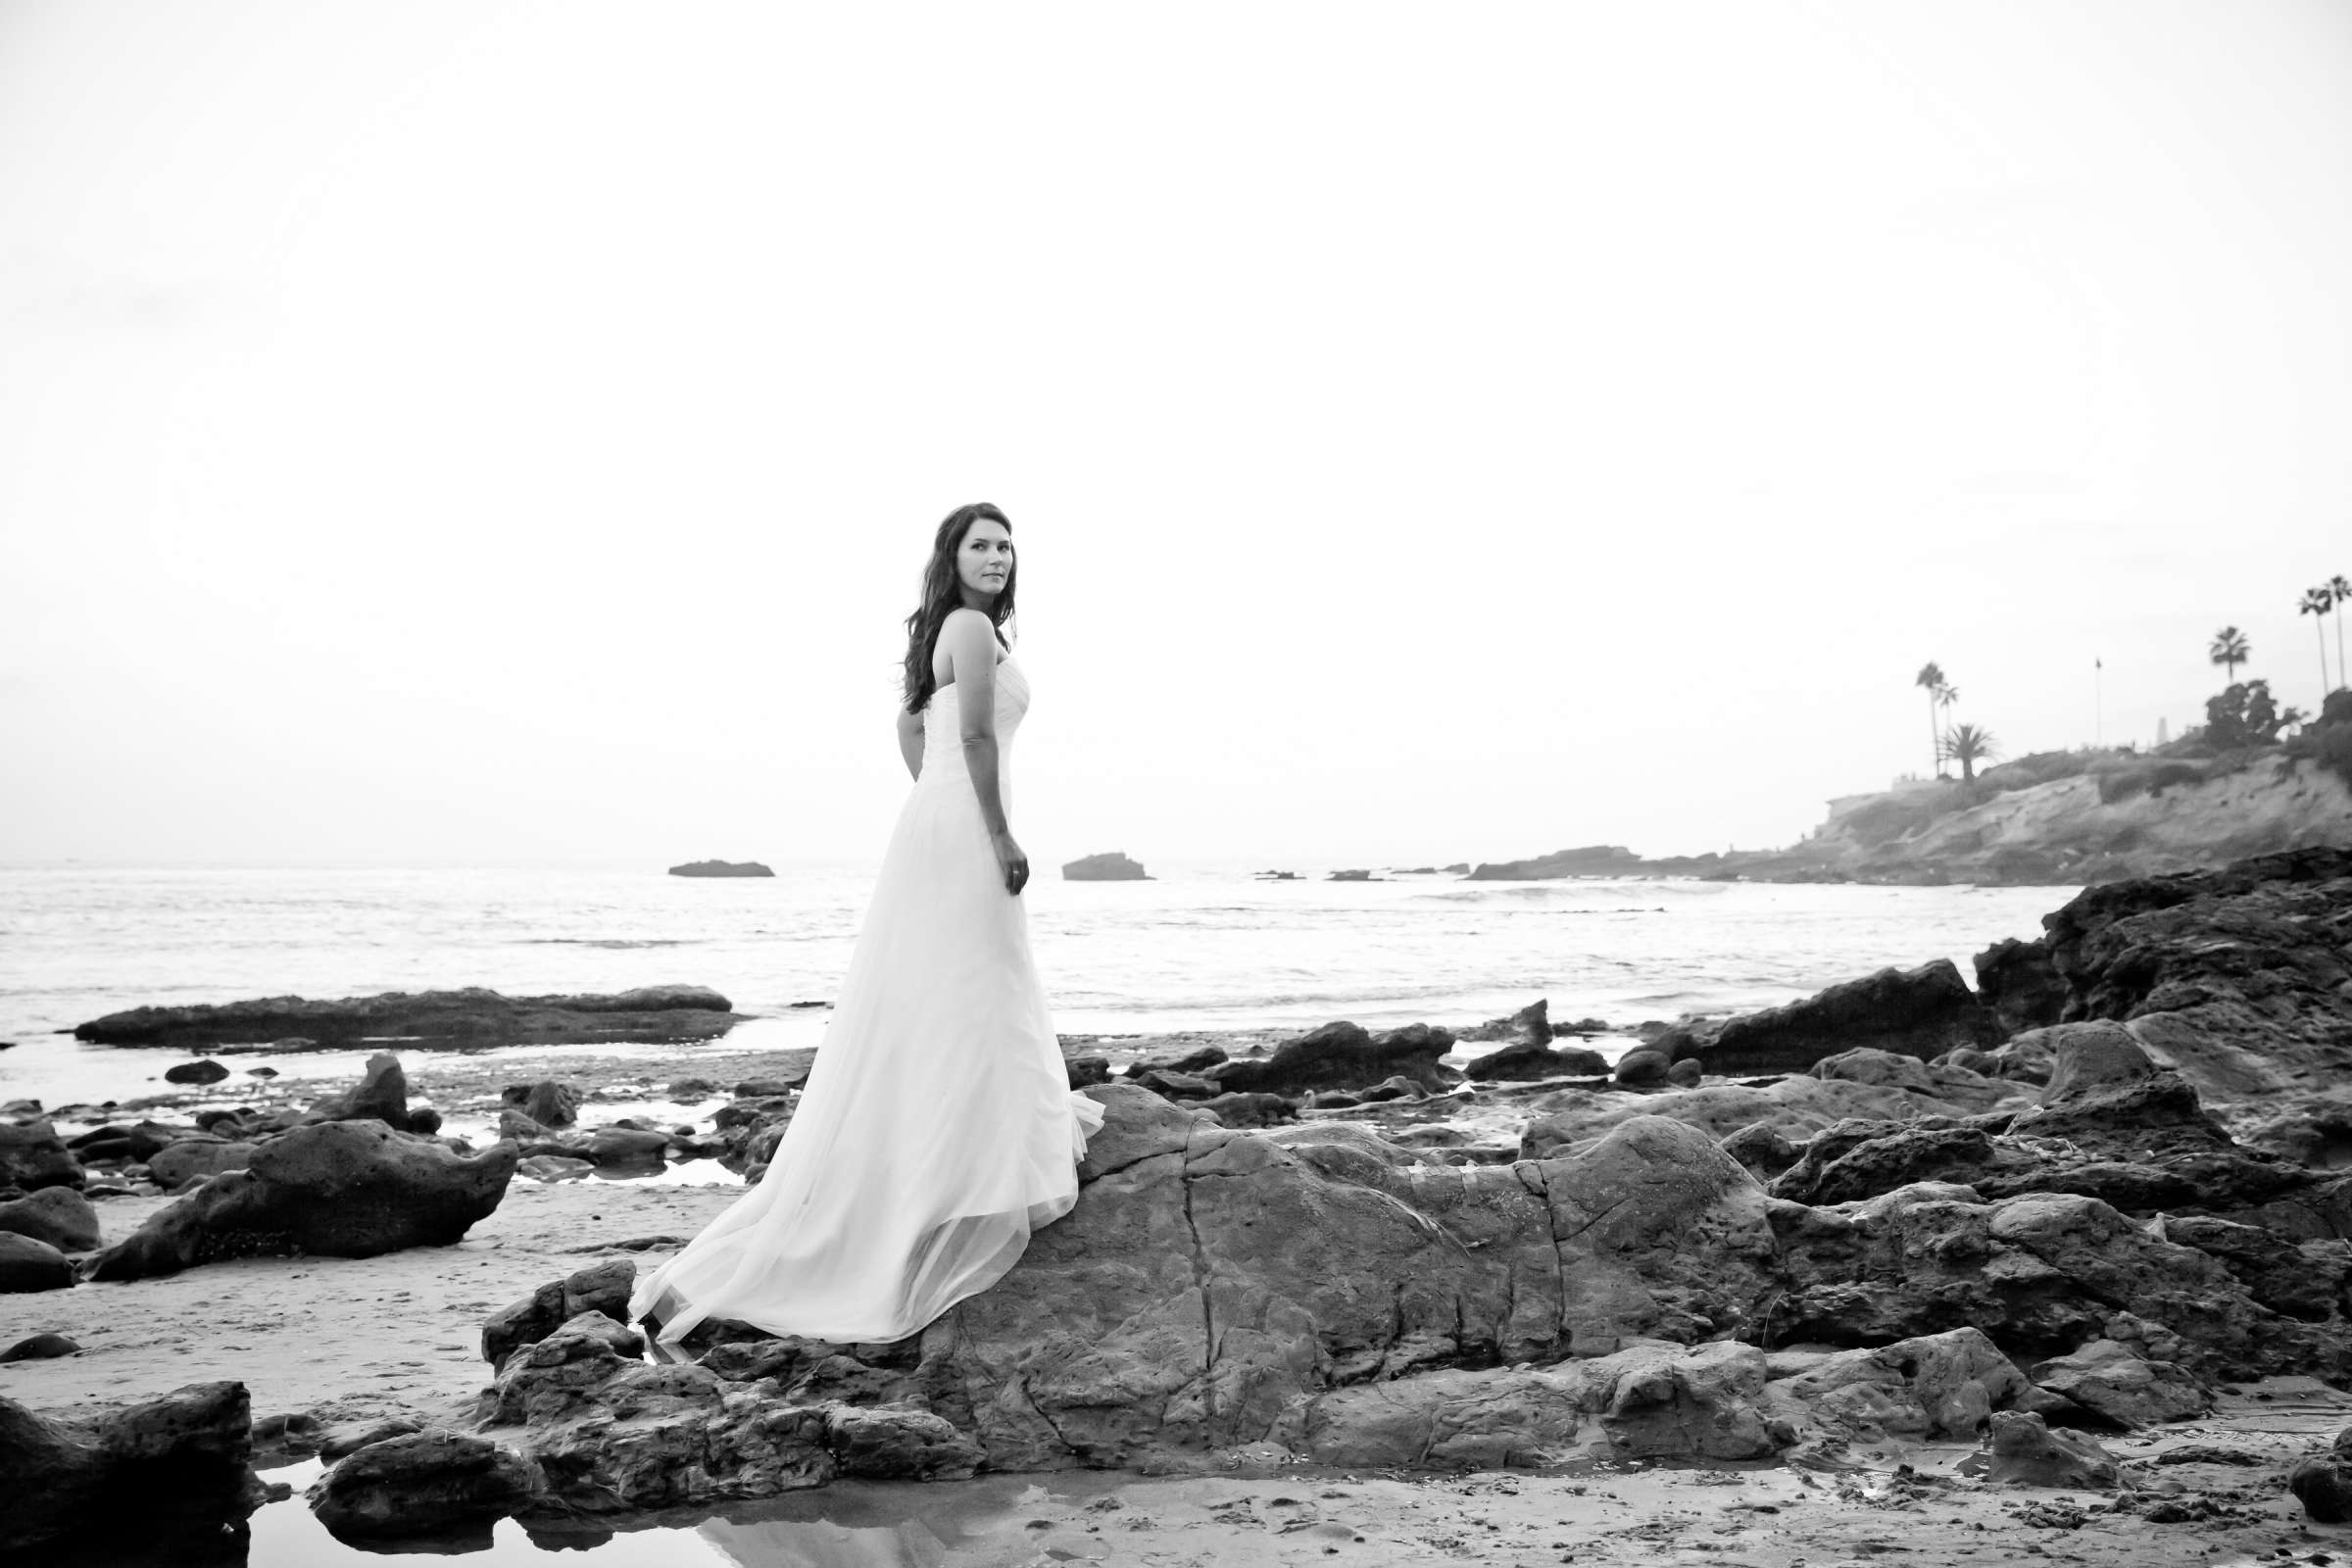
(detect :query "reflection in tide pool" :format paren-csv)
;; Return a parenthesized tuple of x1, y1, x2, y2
(238, 1469, 1082, 1567)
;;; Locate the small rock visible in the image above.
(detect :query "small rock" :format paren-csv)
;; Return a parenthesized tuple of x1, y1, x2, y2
(586, 1126, 671, 1165)
(1986, 1410, 2119, 1489)
(1666, 1057, 1702, 1088)
(309, 1429, 542, 1541)
(0, 1332, 80, 1361)
(2029, 1341, 2211, 1429)
(517, 1154, 595, 1183)
(318, 1416, 424, 1462)
(148, 1141, 256, 1190)
(1717, 1122, 1800, 1180)
(164, 1059, 231, 1086)
(245, 1066, 279, 1079)
(517, 1081, 577, 1130)
(1613, 1050, 1670, 1087)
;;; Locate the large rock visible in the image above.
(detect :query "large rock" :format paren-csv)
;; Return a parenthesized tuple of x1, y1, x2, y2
(482, 1082, 2352, 1495)
(1974, 937, 2066, 1034)
(1682, 960, 2006, 1075)
(0, 1118, 83, 1192)
(1766, 1182, 2352, 1381)
(1759, 1032, 2352, 1243)
(0, 1382, 264, 1554)
(309, 1430, 542, 1541)
(2040, 846, 2352, 1108)
(667, 859, 774, 877)
(86, 1120, 517, 1281)
(73, 984, 748, 1052)
(0, 1233, 75, 1292)
(0, 1187, 101, 1252)
(1202, 1021, 1463, 1097)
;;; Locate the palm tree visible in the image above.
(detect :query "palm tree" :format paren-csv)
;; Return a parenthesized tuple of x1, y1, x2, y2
(2331, 575, 2350, 691)
(2303, 587, 2335, 697)
(2209, 625, 2250, 683)
(1914, 662, 1946, 777)
(1939, 722, 2001, 783)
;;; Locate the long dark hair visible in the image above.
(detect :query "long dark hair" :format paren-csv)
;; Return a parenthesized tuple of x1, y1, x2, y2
(902, 503, 1015, 712)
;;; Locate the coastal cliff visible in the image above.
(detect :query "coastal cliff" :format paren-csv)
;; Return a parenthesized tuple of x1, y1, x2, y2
(1477, 746, 2352, 887)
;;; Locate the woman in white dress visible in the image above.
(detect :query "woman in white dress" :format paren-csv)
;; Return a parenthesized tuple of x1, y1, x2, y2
(630, 503, 1103, 1351)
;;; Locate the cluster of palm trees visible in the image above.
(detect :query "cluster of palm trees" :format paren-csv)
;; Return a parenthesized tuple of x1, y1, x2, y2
(2213, 574, 2350, 703)
(2300, 575, 2351, 696)
(1913, 662, 1999, 782)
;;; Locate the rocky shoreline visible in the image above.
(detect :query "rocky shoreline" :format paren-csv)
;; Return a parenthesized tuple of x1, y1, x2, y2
(5, 848, 2352, 1561)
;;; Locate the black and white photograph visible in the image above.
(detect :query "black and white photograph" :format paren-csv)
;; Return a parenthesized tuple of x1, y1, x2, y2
(4, 3, 2352, 1564)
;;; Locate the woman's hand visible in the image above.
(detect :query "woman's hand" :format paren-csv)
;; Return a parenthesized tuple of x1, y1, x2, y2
(991, 830, 1030, 896)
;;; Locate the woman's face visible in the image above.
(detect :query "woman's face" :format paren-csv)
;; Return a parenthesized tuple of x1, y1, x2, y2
(956, 519, 1014, 599)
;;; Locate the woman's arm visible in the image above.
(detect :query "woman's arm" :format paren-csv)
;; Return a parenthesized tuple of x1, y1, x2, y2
(896, 707, 924, 781)
(942, 609, 1027, 894)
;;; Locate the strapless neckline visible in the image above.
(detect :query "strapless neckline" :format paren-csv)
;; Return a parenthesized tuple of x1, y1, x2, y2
(931, 655, 1019, 700)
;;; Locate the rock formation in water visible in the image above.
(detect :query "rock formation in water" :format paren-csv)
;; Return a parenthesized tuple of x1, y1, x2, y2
(1061, 851, 1150, 881)
(666, 859, 775, 877)
(73, 984, 747, 1052)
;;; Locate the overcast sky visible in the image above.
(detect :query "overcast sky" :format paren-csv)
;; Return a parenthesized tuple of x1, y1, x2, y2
(3, 1, 2348, 869)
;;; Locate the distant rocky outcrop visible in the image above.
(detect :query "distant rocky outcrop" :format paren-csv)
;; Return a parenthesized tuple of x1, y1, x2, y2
(1062, 852, 1150, 881)
(667, 859, 774, 878)
(1468, 845, 1645, 880)
(74, 985, 747, 1052)
(1468, 741, 2352, 888)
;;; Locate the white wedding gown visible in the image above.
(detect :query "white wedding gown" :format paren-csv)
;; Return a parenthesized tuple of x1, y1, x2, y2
(630, 653, 1103, 1347)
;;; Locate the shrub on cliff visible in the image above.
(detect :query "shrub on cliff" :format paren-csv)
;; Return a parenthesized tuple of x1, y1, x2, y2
(2204, 680, 2305, 749)
(2284, 689, 2352, 790)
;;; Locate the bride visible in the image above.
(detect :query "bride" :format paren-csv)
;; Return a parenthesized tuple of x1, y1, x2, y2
(630, 503, 1103, 1350)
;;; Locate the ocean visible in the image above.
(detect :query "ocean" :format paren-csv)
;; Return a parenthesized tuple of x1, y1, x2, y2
(0, 862, 2073, 1107)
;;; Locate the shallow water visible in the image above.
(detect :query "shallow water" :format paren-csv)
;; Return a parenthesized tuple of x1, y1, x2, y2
(0, 863, 2071, 1109)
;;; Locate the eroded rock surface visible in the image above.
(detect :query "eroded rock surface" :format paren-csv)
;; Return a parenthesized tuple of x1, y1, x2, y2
(1683, 960, 2006, 1075)
(2041, 845, 2352, 1107)
(87, 1119, 517, 1281)
(74, 984, 748, 1052)
(0, 1381, 265, 1554)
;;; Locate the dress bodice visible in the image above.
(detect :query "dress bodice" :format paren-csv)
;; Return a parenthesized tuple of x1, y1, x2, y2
(919, 658, 1029, 786)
